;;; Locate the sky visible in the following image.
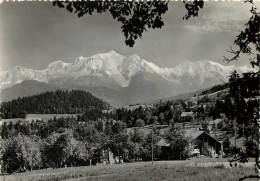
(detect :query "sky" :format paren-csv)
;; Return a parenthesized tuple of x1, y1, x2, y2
(0, 1, 257, 71)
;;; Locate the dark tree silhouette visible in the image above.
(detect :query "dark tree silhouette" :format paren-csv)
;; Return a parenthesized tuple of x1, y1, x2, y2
(224, 5, 259, 68)
(182, 0, 204, 20)
(184, 0, 259, 70)
(183, 0, 259, 69)
(222, 0, 259, 171)
(53, 0, 208, 47)
(227, 71, 259, 170)
(53, 0, 169, 47)
(0, 90, 110, 119)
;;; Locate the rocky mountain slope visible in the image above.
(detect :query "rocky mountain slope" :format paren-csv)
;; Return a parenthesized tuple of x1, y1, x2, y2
(0, 51, 253, 106)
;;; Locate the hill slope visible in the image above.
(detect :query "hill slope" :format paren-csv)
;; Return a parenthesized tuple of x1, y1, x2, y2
(0, 90, 110, 119)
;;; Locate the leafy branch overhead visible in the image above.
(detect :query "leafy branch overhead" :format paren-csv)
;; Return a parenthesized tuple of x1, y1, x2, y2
(53, 0, 204, 47)
(53, 0, 259, 69)
(224, 6, 260, 68)
(183, 0, 204, 20)
(53, 1, 169, 47)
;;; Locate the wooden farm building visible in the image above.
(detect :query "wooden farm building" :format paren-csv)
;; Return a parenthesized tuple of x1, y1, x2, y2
(187, 131, 223, 158)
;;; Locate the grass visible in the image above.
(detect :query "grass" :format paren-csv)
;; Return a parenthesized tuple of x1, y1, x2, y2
(0, 114, 81, 126)
(1, 158, 258, 181)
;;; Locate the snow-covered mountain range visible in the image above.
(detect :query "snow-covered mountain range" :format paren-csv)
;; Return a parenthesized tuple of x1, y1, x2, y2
(0, 51, 253, 106)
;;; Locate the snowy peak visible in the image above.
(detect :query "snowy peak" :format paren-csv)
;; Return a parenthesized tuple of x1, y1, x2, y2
(0, 51, 253, 91)
(173, 60, 252, 75)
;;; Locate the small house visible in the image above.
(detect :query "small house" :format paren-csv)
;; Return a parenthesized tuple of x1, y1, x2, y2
(186, 131, 223, 158)
(180, 112, 194, 122)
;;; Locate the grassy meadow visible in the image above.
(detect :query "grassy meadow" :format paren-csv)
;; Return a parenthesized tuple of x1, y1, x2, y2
(1, 158, 258, 181)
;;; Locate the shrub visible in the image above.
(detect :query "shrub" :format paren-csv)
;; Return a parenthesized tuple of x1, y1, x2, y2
(223, 137, 231, 155)
(135, 119, 145, 127)
(217, 121, 224, 130)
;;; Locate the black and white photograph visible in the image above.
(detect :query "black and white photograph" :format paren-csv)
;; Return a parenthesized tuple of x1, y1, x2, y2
(0, 0, 259, 180)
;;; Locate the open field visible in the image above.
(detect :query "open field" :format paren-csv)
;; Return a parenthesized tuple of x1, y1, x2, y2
(26, 114, 82, 122)
(0, 114, 82, 126)
(2, 158, 258, 181)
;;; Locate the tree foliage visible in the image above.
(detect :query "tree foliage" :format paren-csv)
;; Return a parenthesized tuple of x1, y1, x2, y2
(53, 0, 169, 47)
(1, 90, 110, 119)
(53, 0, 207, 47)
(43, 129, 87, 168)
(227, 71, 259, 168)
(224, 6, 260, 68)
(227, 71, 258, 126)
(164, 126, 189, 160)
(1, 135, 42, 173)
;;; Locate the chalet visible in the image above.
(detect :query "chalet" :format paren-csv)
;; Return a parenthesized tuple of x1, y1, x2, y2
(158, 131, 223, 159)
(180, 112, 194, 122)
(186, 131, 223, 158)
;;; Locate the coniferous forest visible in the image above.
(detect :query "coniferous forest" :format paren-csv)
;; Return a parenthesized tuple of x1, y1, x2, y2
(0, 90, 110, 119)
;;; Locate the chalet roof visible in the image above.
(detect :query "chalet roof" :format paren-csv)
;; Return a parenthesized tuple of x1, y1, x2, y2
(181, 112, 194, 117)
(184, 130, 203, 140)
(185, 131, 222, 145)
(156, 130, 221, 147)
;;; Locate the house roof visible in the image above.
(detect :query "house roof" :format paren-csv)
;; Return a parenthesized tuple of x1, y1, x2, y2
(156, 130, 219, 147)
(185, 131, 222, 145)
(181, 112, 194, 117)
(184, 130, 203, 140)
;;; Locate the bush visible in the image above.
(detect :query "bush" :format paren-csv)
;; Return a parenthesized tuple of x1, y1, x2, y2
(229, 146, 240, 156)
(244, 140, 259, 157)
(222, 137, 231, 155)
(135, 119, 145, 127)
(217, 121, 223, 130)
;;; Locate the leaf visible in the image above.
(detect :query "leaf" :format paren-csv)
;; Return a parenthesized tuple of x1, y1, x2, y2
(78, 11, 85, 18)
(66, 4, 73, 13)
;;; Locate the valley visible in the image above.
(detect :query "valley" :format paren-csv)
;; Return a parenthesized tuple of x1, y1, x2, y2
(1, 79, 257, 176)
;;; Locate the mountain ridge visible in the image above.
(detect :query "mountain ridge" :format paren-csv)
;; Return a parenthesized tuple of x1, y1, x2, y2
(0, 51, 254, 106)
(0, 51, 252, 90)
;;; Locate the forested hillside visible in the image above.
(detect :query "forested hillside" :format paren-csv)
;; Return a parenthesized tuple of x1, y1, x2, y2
(199, 83, 229, 96)
(0, 77, 258, 173)
(0, 90, 110, 119)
